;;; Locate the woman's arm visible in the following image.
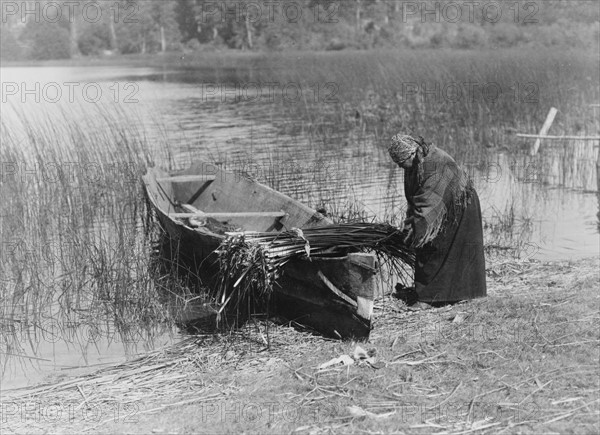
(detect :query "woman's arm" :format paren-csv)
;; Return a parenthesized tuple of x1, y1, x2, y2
(406, 161, 457, 247)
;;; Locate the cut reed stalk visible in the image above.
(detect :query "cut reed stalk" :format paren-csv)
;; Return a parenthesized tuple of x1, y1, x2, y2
(213, 222, 415, 320)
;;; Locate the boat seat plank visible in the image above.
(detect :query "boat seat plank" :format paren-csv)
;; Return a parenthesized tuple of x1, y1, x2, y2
(170, 211, 287, 219)
(157, 175, 217, 183)
(180, 203, 200, 213)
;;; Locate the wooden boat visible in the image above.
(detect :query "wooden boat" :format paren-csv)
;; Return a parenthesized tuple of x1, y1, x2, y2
(142, 161, 377, 339)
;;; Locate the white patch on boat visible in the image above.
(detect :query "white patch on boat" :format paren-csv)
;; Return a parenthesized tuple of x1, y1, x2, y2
(356, 296, 374, 319)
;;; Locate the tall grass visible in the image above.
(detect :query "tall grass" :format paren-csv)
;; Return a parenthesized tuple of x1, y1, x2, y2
(0, 104, 190, 366)
(212, 48, 599, 162)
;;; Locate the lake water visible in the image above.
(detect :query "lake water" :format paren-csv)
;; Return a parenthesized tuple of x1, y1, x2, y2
(1, 64, 598, 389)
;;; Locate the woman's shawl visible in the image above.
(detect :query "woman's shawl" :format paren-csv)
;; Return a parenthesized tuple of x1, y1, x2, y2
(404, 145, 472, 248)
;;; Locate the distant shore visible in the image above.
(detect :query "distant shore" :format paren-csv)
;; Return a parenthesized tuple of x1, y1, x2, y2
(5, 46, 597, 69)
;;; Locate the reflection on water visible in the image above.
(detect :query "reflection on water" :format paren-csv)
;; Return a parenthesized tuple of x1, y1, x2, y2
(1, 321, 177, 390)
(1, 65, 598, 389)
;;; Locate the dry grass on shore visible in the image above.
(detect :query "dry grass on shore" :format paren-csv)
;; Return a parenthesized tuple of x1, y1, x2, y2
(2, 256, 598, 435)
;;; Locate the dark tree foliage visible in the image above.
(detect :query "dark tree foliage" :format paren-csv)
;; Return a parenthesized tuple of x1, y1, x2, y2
(175, 0, 201, 42)
(78, 23, 111, 56)
(20, 21, 71, 60)
(1, 0, 598, 60)
(0, 24, 22, 60)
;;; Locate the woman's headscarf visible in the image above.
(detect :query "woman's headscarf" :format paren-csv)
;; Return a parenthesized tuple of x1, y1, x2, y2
(389, 134, 431, 182)
(388, 134, 419, 166)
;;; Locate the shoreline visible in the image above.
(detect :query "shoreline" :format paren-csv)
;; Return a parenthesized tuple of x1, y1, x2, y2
(2, 255, 598, 434)
(2, 47, 597, 69)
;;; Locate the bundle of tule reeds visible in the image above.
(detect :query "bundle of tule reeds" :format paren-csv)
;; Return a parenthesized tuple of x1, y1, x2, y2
(213, 222, 415, 322)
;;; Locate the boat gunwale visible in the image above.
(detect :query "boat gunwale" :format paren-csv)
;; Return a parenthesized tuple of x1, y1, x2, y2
(142, 165, 379, 266)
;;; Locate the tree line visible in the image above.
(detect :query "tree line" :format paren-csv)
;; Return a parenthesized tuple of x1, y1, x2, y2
(1, 1, 598, 60)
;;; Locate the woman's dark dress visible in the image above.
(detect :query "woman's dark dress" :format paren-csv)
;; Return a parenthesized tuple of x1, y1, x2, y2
(404, 146, 486, 303)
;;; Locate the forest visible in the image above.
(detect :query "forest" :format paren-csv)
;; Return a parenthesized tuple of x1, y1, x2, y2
(1, 0, 599, 60)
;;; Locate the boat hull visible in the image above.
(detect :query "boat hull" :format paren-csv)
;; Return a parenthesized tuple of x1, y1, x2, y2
(143, 163, 377, 339)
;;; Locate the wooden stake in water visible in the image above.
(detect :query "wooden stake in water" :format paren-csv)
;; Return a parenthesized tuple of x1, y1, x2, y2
(530, 107, 558, 156)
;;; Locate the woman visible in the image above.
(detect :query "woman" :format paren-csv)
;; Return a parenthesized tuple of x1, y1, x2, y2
(389, 134, 486, 306)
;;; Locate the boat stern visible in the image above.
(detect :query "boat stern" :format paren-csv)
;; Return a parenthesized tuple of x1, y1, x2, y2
(272, 252, 378, 340)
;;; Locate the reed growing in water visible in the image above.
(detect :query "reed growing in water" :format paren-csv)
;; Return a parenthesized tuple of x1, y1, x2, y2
(0, 104, 185, 361)
(238, 48, 599, 162)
